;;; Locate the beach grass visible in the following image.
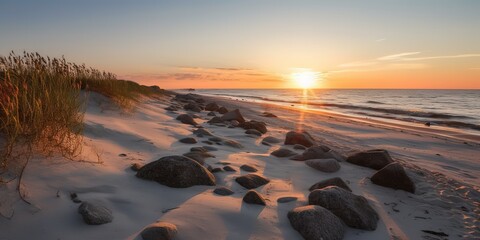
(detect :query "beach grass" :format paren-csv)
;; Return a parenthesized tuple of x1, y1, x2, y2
(0, 51, 166, 168)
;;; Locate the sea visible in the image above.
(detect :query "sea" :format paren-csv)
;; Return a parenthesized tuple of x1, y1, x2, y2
(186, 89, 480, 135)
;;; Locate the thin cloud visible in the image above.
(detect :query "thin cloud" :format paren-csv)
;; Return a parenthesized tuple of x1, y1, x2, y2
(375, 38, 386, 42)
(402, 54, 480, 61)
(377, 52, 421, 61)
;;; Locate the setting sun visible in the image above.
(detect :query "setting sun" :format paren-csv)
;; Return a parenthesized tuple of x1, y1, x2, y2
(292, 70, 319, 88)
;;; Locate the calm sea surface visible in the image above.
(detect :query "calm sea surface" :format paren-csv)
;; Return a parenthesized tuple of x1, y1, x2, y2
(187, 89, 480, 134)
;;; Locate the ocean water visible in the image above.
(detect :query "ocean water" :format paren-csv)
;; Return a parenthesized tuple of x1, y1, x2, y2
(190, 89, 480, 134)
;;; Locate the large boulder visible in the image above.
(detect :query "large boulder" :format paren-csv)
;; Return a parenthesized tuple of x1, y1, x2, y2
(309, 177, 352, 192)
(136, 155, 215, 188)
(309, 186, 379, 230)
(176, 114, 197, 126)
(284, 131, 315, 147)
(305, 159, 341, 173)
(239, 120, 267, 134)
(346, 149, 394, 170)
(298, 146, 345, 162)
(243, 190, 266, 205)
(78, 201, 113, 225)
(220, 109, 246, 123)
(271, 148, 297, 158)
(371, 162, 415, 193)
(205, 102, 220, 111)
(141, 222, 178, 240)
(288, 205, 345, 240)
(235, 174, 270, 189)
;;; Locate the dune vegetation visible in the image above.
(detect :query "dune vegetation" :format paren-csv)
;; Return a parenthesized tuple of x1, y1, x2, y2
(0, 51, 167, 169)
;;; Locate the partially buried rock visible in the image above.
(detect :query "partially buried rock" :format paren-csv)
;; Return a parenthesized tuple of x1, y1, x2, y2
(179, 137, 197, 144)
(239, 120, 267, 134)
(141, 222, 177, 240)
(261, 112, 277, 118)
(245, 129, 262, 136)
(217, 106, 228, 114)
(298, 145, 345, 162)
(136, 155, 215, 188)
(202, 146, 218, 151)
(346, 149, 394, 170)
(371, 162, 415, 193)
(243, 190, 266, 205)
(205, 102, 220, 111)
(190, 147, 207, 152)
(235, 174, 270, 189)
(131, 163, 143, 171)
(288, 205, 345, 240)
(207, 116, 224, 124)
(183, 151, 215, 165)
(277, 196, 298, 203)
(184, 102, 202, 112)
(223, 139, 244, 149)
(176, 114, 197, 126)
(305, 159, 341, 173)
(193, 128, 213, 137)
(210, 167, 222, 173)
(207, 111, 217, 116)
(78, 201, 113, 225)
(213, 186, 234, 196)
(220, 109, 246, 123)
(240, 164, 258, 172)
(309, 186, 379, 230)
(284, 131, 315, 147)
(223, 166, 236, 172)
(271, 148, 297, 158)
(293, 144, 307, 150)
(262, 136, 281, 145)
(309, 177, 352, 192)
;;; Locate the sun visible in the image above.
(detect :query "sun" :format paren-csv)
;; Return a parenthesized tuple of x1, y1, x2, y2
(291, 70, 319, 89)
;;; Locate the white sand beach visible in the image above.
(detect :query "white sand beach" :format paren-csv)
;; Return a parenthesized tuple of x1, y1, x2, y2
(0, 92, 479, 240)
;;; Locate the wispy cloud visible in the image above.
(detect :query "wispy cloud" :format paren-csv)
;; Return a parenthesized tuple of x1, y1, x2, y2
(377, 52, 421, 61)
(375, 38, 386, 42)
(401, 54, 480, 61)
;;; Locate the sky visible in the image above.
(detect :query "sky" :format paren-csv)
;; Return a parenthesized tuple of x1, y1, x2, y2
(1, 0, 479, 89)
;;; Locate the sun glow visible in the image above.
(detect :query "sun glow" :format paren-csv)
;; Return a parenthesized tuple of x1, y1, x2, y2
(291, 70, 319, 89)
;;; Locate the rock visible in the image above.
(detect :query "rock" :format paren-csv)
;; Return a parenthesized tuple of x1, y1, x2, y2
(235, 174, 270, 189)
(70, 193, 81, 203)
(271, 148, 297, 158)
(217, 106, 229, 114)
(164, 106, 177, 111)
(284, 131, 315, 147)
(288, 205, 345, 240)
(190, 147, 207, 152)
(184, 102, 202, 112)
(213, 186, 234, 196)
(262, 136, 282, 145)
(277, 197, 298, 203)
(176, 114, 197, 126)
(309, 177, 352, 192)
(305, 159, 341, 173)
(179, 137, 197, 144)
(223, 139, 244, 149)
(202, 146, 218, 151)
(202, 140, 213, 145)
(261, 112, 277, 118)
(346, 149, 394, 170)
(141, 222, 178, 240)
(245, 129, 262, 136)
(208, 136, 223, 142)
(240, 164, 258, 172)
(296, 146, 345, 162)
(239, 120, 267, 134)
(371, 162, 415, 193)
(183, 151, 215, 165)
(188, 113, 200, 119)
(136, 155, 215, 188)
(243, 190, 266, 205)
(131, 163, 143, 171)
(207, 111, 217, 116)
(210, 167, 222, 173)
(193, 128, 213, 137)
(78, 201, 113, 225)
(223, 166, 236, 172)
(221, 109, 246, 123)
(293, 144, 307, 150)
(205, 102, 220, 111)
(230, 120, 240, 127)
(207, 116, 224, 124)
(309, 186, 379, 230)
(119, 153, 127, 157)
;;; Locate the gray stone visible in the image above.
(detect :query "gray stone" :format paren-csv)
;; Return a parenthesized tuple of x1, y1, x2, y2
(240, 164, 258, 172)
(213, 186, 234, 196)
(284, 131, 315, 147)
(176, 114, 197, 126)
(298, 146, 345, 162)
(220, 109, 246, 123)
(202, 146, 218, 151)
(305, 159, 341, 173)
(230, 120, 240, 127)
(78, 201, 113, 225)
(245, 129, 262, 136)
(179, 137, 197, 144)
(262, 136, 282, 144)
(309, 186, 379, 230)
(223, 166, 236, 172)
(277, 196, 298, 203)
(193, 128, 213, 137)
(371, 162, 415, 193)
(141, 222, 177, 240)
(346, 149, 394, 170)
(235, 174, 270, 189)
(190, 147, 207, 152)
(136, 155, 215, 188)
(288, 205, 345, 240)
(271, 148, 297, 158)
(243, 190, 266, 205)
(309, 177, 352, 192)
